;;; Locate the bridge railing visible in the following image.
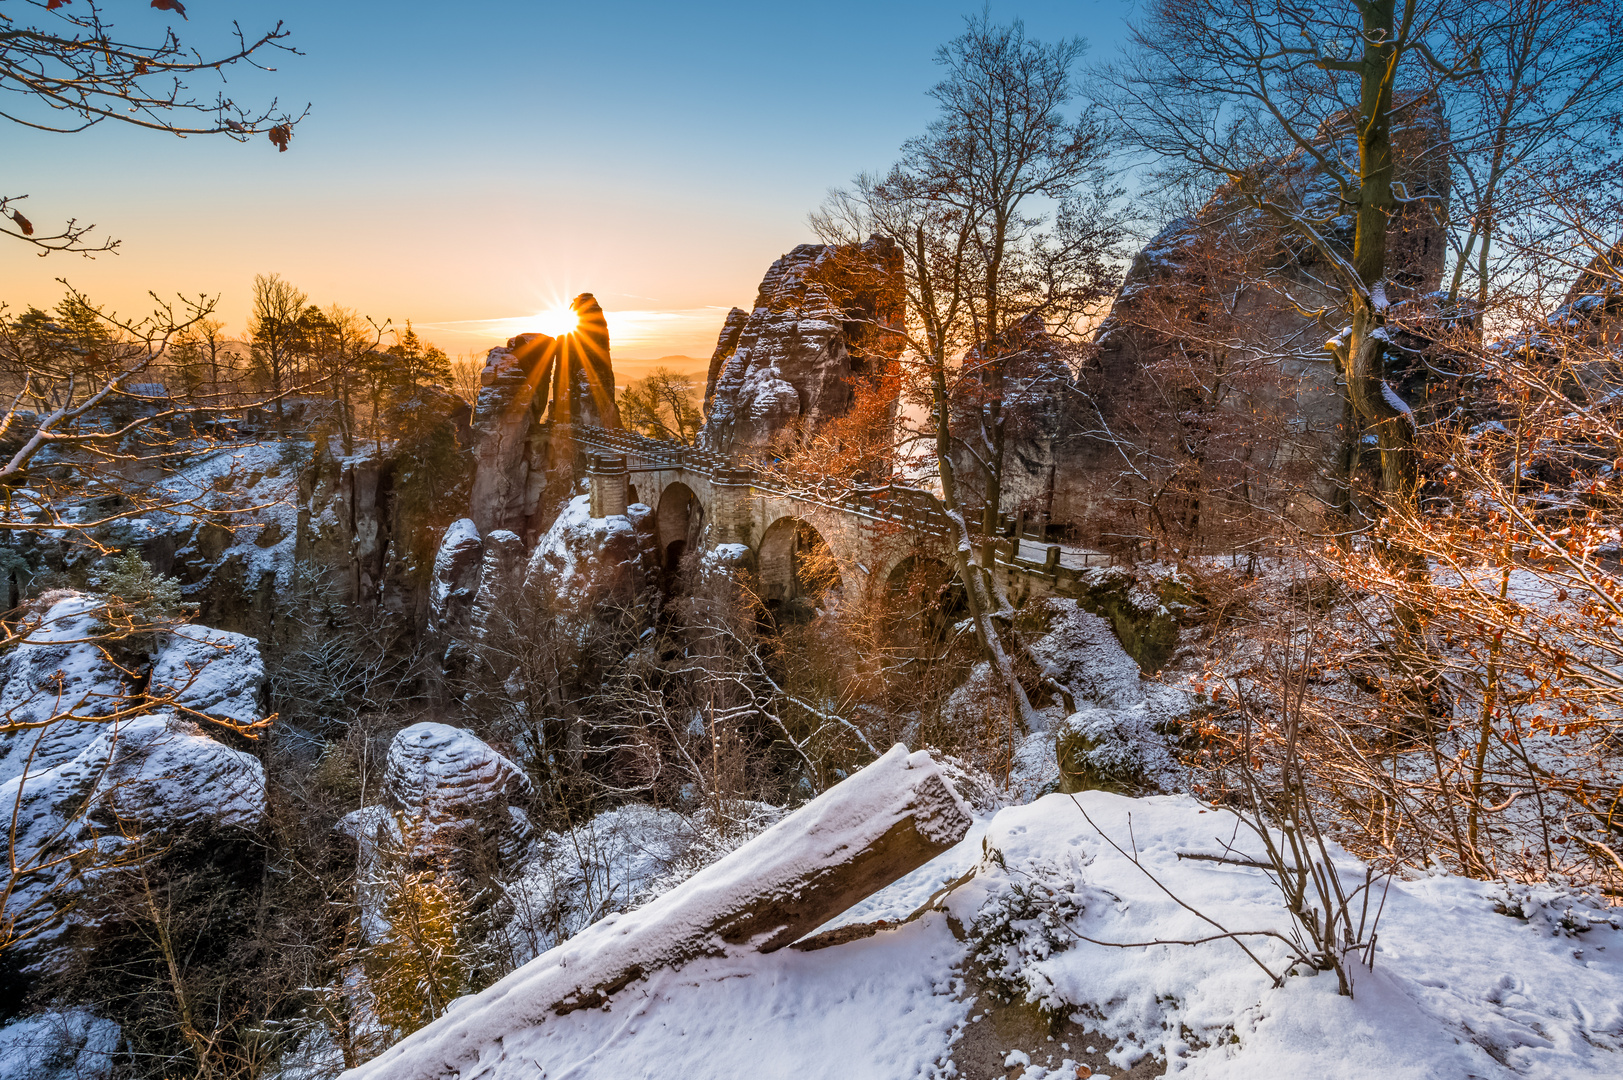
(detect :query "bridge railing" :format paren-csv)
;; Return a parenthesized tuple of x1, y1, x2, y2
(562, 423, 1013, 540)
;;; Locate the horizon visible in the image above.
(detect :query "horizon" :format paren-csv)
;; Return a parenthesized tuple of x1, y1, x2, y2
(0, 0, 1129, 361)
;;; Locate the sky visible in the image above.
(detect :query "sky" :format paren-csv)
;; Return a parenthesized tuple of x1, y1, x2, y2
(0, 0, 1134, 362)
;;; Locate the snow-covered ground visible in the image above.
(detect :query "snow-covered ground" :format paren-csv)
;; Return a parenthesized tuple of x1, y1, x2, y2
(332, 782, 1621, 1080)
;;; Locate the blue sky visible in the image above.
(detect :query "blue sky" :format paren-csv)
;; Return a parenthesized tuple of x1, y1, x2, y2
(0, 0, 1134, 358)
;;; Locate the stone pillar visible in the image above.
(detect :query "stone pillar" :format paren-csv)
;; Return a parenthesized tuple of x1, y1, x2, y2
(587, 453, 629, 518)
(709, 466, 756, 545)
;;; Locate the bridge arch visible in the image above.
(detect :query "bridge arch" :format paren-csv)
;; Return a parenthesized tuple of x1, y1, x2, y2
(757, 516, 842, 615)
(656, 481, 705, 567)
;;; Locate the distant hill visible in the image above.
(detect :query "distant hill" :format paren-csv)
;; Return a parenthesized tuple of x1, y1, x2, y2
(614, 354, 710, 385)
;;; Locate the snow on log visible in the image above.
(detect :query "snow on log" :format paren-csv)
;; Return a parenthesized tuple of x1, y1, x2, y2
(342, 745, 972, 1080)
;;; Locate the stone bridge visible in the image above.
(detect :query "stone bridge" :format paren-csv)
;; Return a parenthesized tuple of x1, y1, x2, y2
(561, 424, 1108, 610)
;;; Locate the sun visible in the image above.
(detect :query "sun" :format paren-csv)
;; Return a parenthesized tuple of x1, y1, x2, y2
(535, 306, 579, 337)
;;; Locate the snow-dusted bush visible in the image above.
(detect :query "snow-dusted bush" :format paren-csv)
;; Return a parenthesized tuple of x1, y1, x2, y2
(967, 857, 1085, 1022)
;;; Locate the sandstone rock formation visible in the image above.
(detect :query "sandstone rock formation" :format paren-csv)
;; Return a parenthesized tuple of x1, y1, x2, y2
(698, 238, 904, 456)
(384, 721, 531, 820)
(0, 713, 267, 966)
(1051, 101, 1451, 546)
(947, 314, 1078, 525)
(0, 592, 271, 787)
(467, 293, 620, 537)
(149, 625, 266, 730)
(465, 332, 558, 537)
(472, 528, 525, 636)
(546, 293, 619, 428)
(1502, 238, 1623, 360)
(377, 722, 533, 863)
(427, 518, 484, 655)
(0, 594, 129, 784)
(522, 494, 657, 610)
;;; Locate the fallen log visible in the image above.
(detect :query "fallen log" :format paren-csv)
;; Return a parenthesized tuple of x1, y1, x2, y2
(344, 744, 974, 1080)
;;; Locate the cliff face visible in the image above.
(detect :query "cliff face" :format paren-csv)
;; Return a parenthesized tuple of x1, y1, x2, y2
(698, 238, 904, 456)
(1052, 101, 1451, 544)
(297, 385, 475, 629)
(466, 332, 559, 537)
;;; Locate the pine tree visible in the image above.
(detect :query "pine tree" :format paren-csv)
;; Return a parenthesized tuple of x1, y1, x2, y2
(363, 818, 476, 1035)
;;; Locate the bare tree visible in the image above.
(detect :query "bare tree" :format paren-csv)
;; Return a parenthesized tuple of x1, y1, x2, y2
(0, 286, 283, 555)
(1441, 0, 1623, 323)
(1100, 0, 1473, 514)
(618, 368, 702, 445)
(248, 272, 307, 433)
(812, 14, 1126, 725)
(0, 0, 306, 254)
(903, 13, 1121, 559)
(319, 306, 388, 455)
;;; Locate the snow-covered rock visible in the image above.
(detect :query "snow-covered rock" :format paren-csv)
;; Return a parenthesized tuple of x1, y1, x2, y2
(502, 801, 787, 965)
(149, 625, 266, 729)
(1037, 602, 1188, 795)
(342, 722, 535, 869)
(342, 745, 972, 1080)
(1052, 696, 1183, 795)
(1030, 603, 1148, 708)
(941, 602, 1188, 801)
(471, 528, 525, 636)
(427, 518, 484, 651)
(699, 239, 904, 455)
(0, 593, 129, 785)
(384, 722, 531, 821)
(522, 495, 655, 606)
(0, 714, 266, 962)
(0, 1010, 121, 1080)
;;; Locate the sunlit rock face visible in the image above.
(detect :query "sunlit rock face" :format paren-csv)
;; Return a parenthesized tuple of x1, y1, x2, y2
(467, 293, 621, 537)
(546, 293, 620, 429)
(1498, 240, 1623, 360)
(698, 237, 904, 455)
(467, 331, 556, 536)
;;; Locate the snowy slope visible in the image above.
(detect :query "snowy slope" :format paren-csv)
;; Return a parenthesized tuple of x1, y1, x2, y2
(954, 793, 1622, 1080)
(339, 790, 1621, 1080)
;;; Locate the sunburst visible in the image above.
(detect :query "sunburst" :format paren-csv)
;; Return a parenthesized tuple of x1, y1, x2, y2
(535, 306, 579, 337)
